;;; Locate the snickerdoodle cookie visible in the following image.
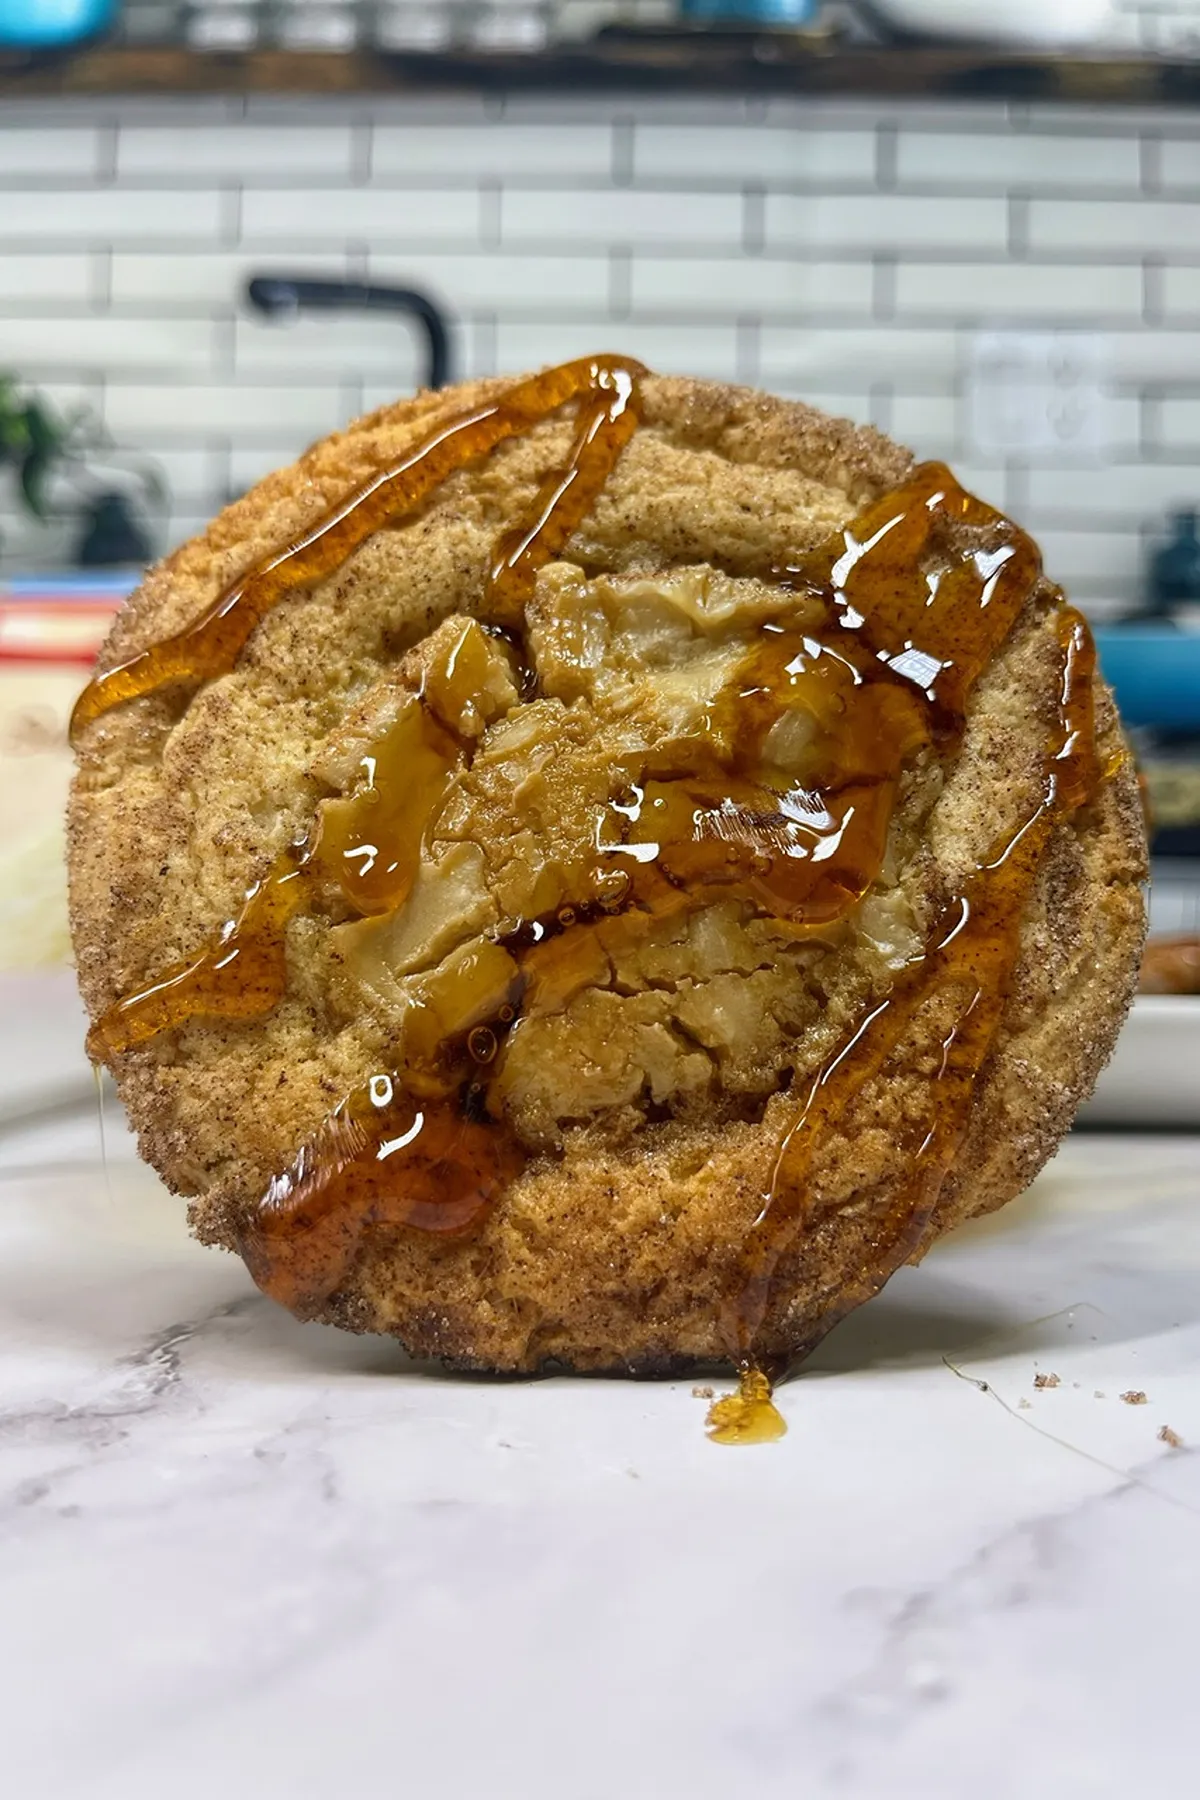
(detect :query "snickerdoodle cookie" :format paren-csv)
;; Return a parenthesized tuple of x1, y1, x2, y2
(69, 360, 1146, 1375)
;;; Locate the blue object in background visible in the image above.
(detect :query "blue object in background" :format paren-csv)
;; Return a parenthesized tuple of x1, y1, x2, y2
(1094, 626, 1200, 732)
(0, 0, 114, 48)
(1, 573, 140, 596)
(1147, 508, 1200, 619)
(680, 0, 820, 21)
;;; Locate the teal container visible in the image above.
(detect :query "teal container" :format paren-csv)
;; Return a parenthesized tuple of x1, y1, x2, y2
(680, 0, 820, 20)
(1094, 626, 1200, 732)
(0, 0, 115, 47)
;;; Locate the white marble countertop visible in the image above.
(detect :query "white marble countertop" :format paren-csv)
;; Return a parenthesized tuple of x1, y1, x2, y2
(1, 1092, 1198, 1799)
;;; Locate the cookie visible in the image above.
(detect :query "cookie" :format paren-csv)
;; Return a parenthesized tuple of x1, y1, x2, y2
(68, 360, 1147, 1375)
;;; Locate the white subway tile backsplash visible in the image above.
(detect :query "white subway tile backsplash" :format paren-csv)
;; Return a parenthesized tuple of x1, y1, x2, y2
(494, 320, 741, 378)
(0, 94, 1197, 604)
(1, 315, 215, 372)
(104, 381, 351, 438)
(633, 124, 876, 186)
(1034, 526, 1144, 594)
(241, 187, 481, 244)
(372, 124, 613, 179)
(228, 443, 326, 492)
(131, 444, 228, 500)
(0, 187, 222, 243)
(1157, 395, 1200, 448)
(1029, 197, 1200, 254)
(1025, 461, 1200, 520)
(1160, 135, 1200, 191)
(367, 250, 610, 310)
(234, 312, 427, 381)
(893, 261, 1144, 320)
(760, 326, 952, 384)
(1107, 327, 1200, 380)
(630, 256, 873, 315)
(1162, 264, 1200, 318)
(889, 391, 959, 453)
(117, 125, 355, 180)
(0, 252, 94, 304)
(500, 187, 743, 246)
(110, 250, 351, 310)
(895, 132, 1141, 192)
(765, 193, 1008, 253)
(0, 128, 100, 179)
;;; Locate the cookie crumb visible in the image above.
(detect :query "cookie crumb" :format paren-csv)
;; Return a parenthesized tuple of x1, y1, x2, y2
(1033, 1372, 1061, 1389)
(692, 1385, 715, 1400)
(1158, 1425, 1184, 1449)
(1018, 1397, 1032, 1410)
(1121, 1390, 1148, 1406)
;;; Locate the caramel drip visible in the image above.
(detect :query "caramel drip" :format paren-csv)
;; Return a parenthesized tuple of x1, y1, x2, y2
(85, 854, 308, 1063)
(705, 1366, 788, 1446)
(238, 1076, 525, 1320)
(70, 354, 647, 739)
(726, 605, 1101, 1366)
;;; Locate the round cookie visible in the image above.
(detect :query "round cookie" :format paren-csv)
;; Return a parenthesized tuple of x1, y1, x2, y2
(68, 366, 1147, 1374)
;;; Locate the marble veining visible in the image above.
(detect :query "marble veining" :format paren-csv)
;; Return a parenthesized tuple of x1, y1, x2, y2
(1, 1100, 1198, 1799)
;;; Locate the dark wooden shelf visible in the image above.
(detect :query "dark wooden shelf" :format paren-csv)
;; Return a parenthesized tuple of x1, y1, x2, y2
(3, 33, 1200, 105)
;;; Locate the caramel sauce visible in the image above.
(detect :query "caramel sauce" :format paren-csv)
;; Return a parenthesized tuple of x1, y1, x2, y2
(78, 355, 1107, 1368)
(70, 355, 646, 739)
(484, 359, 641, 630)
(705, 1366, 789, 1445)
(317, 699, 459, 917)
(83, 693, 463, 1066)
(239, 1077, 524, 1320)
(726, 603, 1101, 1365)
(85, 851, 309, 1063)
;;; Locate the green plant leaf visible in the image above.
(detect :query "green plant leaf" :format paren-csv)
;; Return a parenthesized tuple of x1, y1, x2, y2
(25, 398, 67, 459)
(19, 447, 51, 519)
(0, 403, 31, 466)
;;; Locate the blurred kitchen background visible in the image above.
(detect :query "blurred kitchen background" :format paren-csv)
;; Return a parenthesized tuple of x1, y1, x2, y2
(2, 0, 1200, 1020)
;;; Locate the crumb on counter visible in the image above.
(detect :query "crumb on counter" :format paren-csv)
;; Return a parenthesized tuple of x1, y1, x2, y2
(1018, 1397, 1032, 1410)
(1121, 1390, 1149, 1406)
(1158, 1425, 1184, 1448)
(1094, 1390, 1106, 1399)
(1033, 1371, 1061, 1389)
(692, 1385, 715, 1400)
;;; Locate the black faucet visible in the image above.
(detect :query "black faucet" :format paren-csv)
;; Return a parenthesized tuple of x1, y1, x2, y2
(244, 275, 453, 391)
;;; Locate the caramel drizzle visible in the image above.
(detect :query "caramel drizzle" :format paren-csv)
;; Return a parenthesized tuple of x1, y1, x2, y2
(77, 355, 1107, 1365)
(238, 1071, 526, 1318)
(70, 355, 644, 739)
(726, 605, 1099, 1364)
(86, 852, 309, 1063)
(83, 356, 644, 1064)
